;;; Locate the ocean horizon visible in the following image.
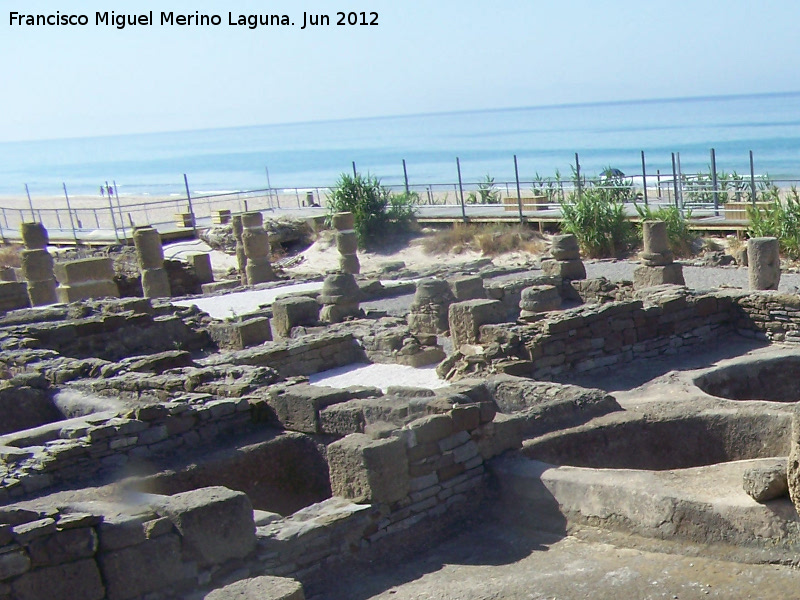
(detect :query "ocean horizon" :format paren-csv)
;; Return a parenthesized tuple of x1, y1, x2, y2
(3, 91, 800, 199)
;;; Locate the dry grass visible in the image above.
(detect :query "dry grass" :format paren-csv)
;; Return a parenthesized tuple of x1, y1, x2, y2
(0, 245, 22, 268)
(422, 225, 545, 256)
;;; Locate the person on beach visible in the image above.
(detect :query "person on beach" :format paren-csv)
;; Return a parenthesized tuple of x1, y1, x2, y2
(100, 185, 105, 198)
(107, 184, 114, 197)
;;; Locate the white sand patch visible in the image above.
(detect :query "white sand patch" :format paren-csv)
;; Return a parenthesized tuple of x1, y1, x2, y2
(284, 233, 501, 276)
(163, 239, 239, 273)
(172, 281, 324, 319)
(309, 362, 448, 392)
(172, 279, 415, 320)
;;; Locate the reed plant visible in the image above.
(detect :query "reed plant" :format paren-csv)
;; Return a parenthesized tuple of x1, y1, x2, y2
(327, 173, 416, 248)
(560, 188, 636, 258)
(748, 187, 800, 259)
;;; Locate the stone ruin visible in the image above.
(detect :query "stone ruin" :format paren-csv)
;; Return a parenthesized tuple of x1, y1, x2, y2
(241, 212, 276, 285)
(233, 215, 248, 286)
(319, 272, 361, 323)
(407, 278, 455, 335)
(4, 221, 800, 598)
(20, 222, 57, 306)
(518, 284, 561, 321)
(332, 211, 359, 274)
(54, 257, 119, 303)
(633, 220, 685, 288)
(134, 226, 171, 299)
(748, 236, 780, 290)
(540, 233, 586, 280)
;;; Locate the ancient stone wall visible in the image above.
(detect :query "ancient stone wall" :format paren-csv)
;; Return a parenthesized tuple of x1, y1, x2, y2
(202, 332, 365, 378)
(0, 394, 259, 504)
(445, 284, 800, 381)
(0, 487, 257, 600)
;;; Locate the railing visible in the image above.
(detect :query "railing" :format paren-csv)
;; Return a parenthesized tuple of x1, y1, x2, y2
(2, 173, 798, 243)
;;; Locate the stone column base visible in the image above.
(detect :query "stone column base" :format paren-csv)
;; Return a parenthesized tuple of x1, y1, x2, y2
(633, 263, 685, 288)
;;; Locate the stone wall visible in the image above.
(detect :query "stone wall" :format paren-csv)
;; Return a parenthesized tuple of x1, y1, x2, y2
(0, 393, 259, 503)
(443, 283, 800, 381)
(257, 397, 522, 584)
(0, 487, 257, 600)
(0, 380, 532, 600)
(202, 332, 365, 378)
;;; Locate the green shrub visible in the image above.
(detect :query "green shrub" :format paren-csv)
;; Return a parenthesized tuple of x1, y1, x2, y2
(634, 204, 696, 257)
(560, 188, 637, 258)
(327, 173, 417, 248)
(467, 174, 501, 204)
(748, 187, 800, 258)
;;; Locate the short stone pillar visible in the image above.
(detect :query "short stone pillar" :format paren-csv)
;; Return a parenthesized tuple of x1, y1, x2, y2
(272, 296, 320, 337)
(20, 222, 57, 306)
(541, 234, 586, 280)
(519, 285, 561, 321)
(232, 215, 248, 286)
(133, 226, 171, 298)
(187, 252, 214, 285)
(209, 316, 272, 350)
(327, 433, 409, 504)
(332, 211, 360, 274)
(241, 212, 276, 284)
(319, 272, 361, 323)
(448, 298, 506, 347)
(748, 237, 780, 291)
(633, 220, 685, 288)
(54, 257, 119, 302)
(407, 278, 455, 335)
(448, 274, 485, 301)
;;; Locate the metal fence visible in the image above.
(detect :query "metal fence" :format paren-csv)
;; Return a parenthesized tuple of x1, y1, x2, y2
(3, 148, 799, 242)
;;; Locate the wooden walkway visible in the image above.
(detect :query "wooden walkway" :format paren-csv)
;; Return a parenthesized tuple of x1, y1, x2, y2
(0, 203, 749, 247)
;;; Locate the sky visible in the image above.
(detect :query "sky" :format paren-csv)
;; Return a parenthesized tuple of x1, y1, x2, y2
(2, 0, 800, 142)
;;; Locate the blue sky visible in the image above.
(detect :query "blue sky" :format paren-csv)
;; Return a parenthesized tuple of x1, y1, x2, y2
(2, 0, 799, 142)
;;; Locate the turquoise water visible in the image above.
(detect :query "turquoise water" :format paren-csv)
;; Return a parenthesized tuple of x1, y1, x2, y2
(3, 91, 800, 197)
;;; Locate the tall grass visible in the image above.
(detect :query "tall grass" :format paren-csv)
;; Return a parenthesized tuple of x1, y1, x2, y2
(560, 188, 637, 258)
(422, 224, 544, 256)
(748, 187, 800, 259)
(327, 173, 417, 248)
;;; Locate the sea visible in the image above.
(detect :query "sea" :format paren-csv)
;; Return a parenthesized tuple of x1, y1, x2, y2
(3, 91, 800, 199)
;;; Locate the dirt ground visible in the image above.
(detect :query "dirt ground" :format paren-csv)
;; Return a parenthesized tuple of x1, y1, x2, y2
(312, 520, 800, 600)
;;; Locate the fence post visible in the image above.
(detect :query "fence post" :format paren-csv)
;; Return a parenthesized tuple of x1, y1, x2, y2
(183, 174, 197, 237)
(671, 153, 679, 209)
(513, 154, 524, 224)
(456, 157, 467, 222)
(749, 150, 757, 205)
(62, 182, 79, 244)
(710, 148, 719, 216)
(106, 194, 120, 243)
(676, 152, 684, 209)
(24, 184, 35, 222)
(111, 181, 127, 244)
(574, 153, 582, 199)
(352, 161, 357, 178)
(657, 169, 661, 198)
(402, 159, 410, 195)
(640, 150, 648, 206)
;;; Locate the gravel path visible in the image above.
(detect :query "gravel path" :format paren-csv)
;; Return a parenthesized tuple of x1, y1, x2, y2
(586, 259, 800, 292)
